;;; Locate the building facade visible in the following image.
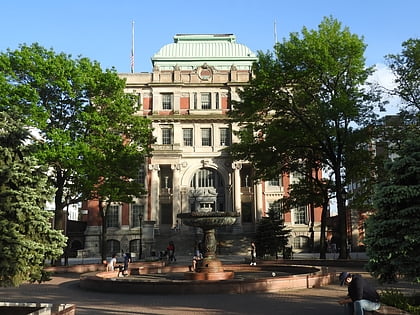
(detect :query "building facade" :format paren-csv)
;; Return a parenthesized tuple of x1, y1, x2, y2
(82, 34, 323, 257)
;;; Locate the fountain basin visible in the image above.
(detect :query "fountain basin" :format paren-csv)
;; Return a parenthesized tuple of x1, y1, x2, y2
(177, 212, 239, 228)
(80, 263, 336, 294)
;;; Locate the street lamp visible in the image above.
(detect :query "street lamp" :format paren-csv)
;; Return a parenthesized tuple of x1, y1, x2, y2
(138, 211, 143, 260)
(64, 196, 70, 266)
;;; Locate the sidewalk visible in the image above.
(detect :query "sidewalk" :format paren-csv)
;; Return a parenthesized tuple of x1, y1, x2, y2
(0, 253, 417, 315)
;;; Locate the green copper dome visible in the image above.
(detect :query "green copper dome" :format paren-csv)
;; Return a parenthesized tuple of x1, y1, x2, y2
(152, 34, 257, 70)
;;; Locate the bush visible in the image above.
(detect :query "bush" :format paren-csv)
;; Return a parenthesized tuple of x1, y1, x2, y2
(380, 288, 420, 315)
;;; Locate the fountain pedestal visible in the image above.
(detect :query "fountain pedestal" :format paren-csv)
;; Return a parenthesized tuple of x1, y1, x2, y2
(177, 211, 239, 280)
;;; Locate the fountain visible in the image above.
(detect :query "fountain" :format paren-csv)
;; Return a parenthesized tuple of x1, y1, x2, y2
(78, 204, 336, 294)
(177, 210, 240, 280)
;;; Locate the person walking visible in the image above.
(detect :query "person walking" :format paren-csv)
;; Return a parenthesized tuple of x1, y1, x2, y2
(167, 241, 176, 263)
(338, 272, 381, 315)
(122, 252, 131, 276)
(250, 242, 257, 266)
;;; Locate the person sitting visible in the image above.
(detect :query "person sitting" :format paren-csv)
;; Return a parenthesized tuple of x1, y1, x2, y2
(190, 245, 203, 271)
(159, 250, 167, 260)
(107, 253, 117, 271)
(338, 271, 381, 315)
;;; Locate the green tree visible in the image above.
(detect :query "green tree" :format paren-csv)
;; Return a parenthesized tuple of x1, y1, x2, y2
(0, 112, 66, 286)
(0, 44, 153, 261)
(82, 88, 152, 261)
(230, 17, 381, 259)
(281, 167, 334, 258)
(255, 204, 291, 259)
(365, 138, 420, 283)
(386, 38, 420, 111)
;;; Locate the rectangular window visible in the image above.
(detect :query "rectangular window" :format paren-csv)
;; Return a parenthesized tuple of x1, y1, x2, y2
(162, 93, 172, 110)
(201, 93, 211, 109)
(131, 204, 144, 228)
(201, 128, 211, 146)
(219, 128, 230, 146)
(193, 93, 197, 109)
(107, 205, 119, 228)
(294, 206, 307, 224)
(162, 128, 172, 145)
(135, 165, 145, 185)
(268, 178, 281, 186)
(183, 128, 193, 146)
(268, 201, 283, 219)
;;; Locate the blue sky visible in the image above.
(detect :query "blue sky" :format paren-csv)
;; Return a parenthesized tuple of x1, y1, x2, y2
(1, 0, 419, 73)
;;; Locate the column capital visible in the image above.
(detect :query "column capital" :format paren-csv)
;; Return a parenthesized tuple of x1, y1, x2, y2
(232, 162, 242, 170)
(148, 164, 160, 171)
(171, 163, 181, 171)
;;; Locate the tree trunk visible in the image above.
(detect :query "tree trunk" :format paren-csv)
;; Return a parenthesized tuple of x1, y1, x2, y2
(99, 200, 108, 262)
(319, 201, 328, 259)
(337, 186, 348, 259)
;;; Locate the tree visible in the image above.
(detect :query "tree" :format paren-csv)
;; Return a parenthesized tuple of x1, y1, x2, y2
(0, 112, 66, 286)
(0, 44, 153, 261)
(255, 204, 291, 259)
(365, 137, 420, 283)
(82, 88, 152, 261)
(386, 38, 420, 111)
(229, 17, 381, 259)
(281, 168, 334, 258)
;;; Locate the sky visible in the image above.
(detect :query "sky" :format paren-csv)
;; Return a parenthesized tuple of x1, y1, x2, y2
(1, 0, 419, 73)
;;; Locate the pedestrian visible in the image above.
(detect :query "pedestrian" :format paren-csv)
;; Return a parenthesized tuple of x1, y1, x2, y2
(191, 245, 203, 271)
(250, 242, 256, 266)
(107, 253, 117, 271)
(338, 271, 381, 315)
(167, 241, 176, 262)
(122, 252, 131, 276)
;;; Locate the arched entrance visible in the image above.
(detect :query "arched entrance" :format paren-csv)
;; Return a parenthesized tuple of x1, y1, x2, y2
(189, 168, 225, 212)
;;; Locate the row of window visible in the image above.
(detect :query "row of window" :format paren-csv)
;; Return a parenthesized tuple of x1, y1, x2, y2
(106, 205, 144, 228)
(161, 126, 231, 146)
(161, 92, 221, 110)
(268, 202, 308, 225)
(107, 202, 307, 228)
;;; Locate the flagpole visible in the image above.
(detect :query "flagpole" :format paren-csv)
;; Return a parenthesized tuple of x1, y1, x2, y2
(131, 21, 135, 73)
(274, 19, 278, 45)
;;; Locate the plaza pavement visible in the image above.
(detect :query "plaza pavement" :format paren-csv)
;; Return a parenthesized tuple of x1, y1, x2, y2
(0, 254, 418, 315)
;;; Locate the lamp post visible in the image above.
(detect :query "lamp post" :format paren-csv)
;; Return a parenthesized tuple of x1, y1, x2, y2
(139, 211, 143, 260)
(64, 196, 70, 266)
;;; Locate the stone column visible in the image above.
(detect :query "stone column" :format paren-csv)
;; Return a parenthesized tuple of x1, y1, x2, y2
(149, 164, 160, 226)
(255, 180, 263, 222)
(171, 163, 181, 229)
(142, 220, 156, 257)
(232, 162, 242, 213)
(232, 163, 242, 233)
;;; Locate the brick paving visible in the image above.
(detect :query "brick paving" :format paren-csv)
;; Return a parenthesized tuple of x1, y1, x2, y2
(0, 255, 418, 315)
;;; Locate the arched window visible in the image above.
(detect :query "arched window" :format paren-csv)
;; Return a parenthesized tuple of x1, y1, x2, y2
(106, 239, 120, 256)
(189, 168, 225, 212)
(293, 236, 309, 249)
(190, 168, 221, 188)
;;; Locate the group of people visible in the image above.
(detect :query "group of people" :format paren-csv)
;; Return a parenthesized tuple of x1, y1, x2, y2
(107, 242, 381, 314)
(159, 241, 177, 263)
(107, 252, 132, 277)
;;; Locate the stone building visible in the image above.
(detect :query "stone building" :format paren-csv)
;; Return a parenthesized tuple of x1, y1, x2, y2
(82, 34, 323, 257)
